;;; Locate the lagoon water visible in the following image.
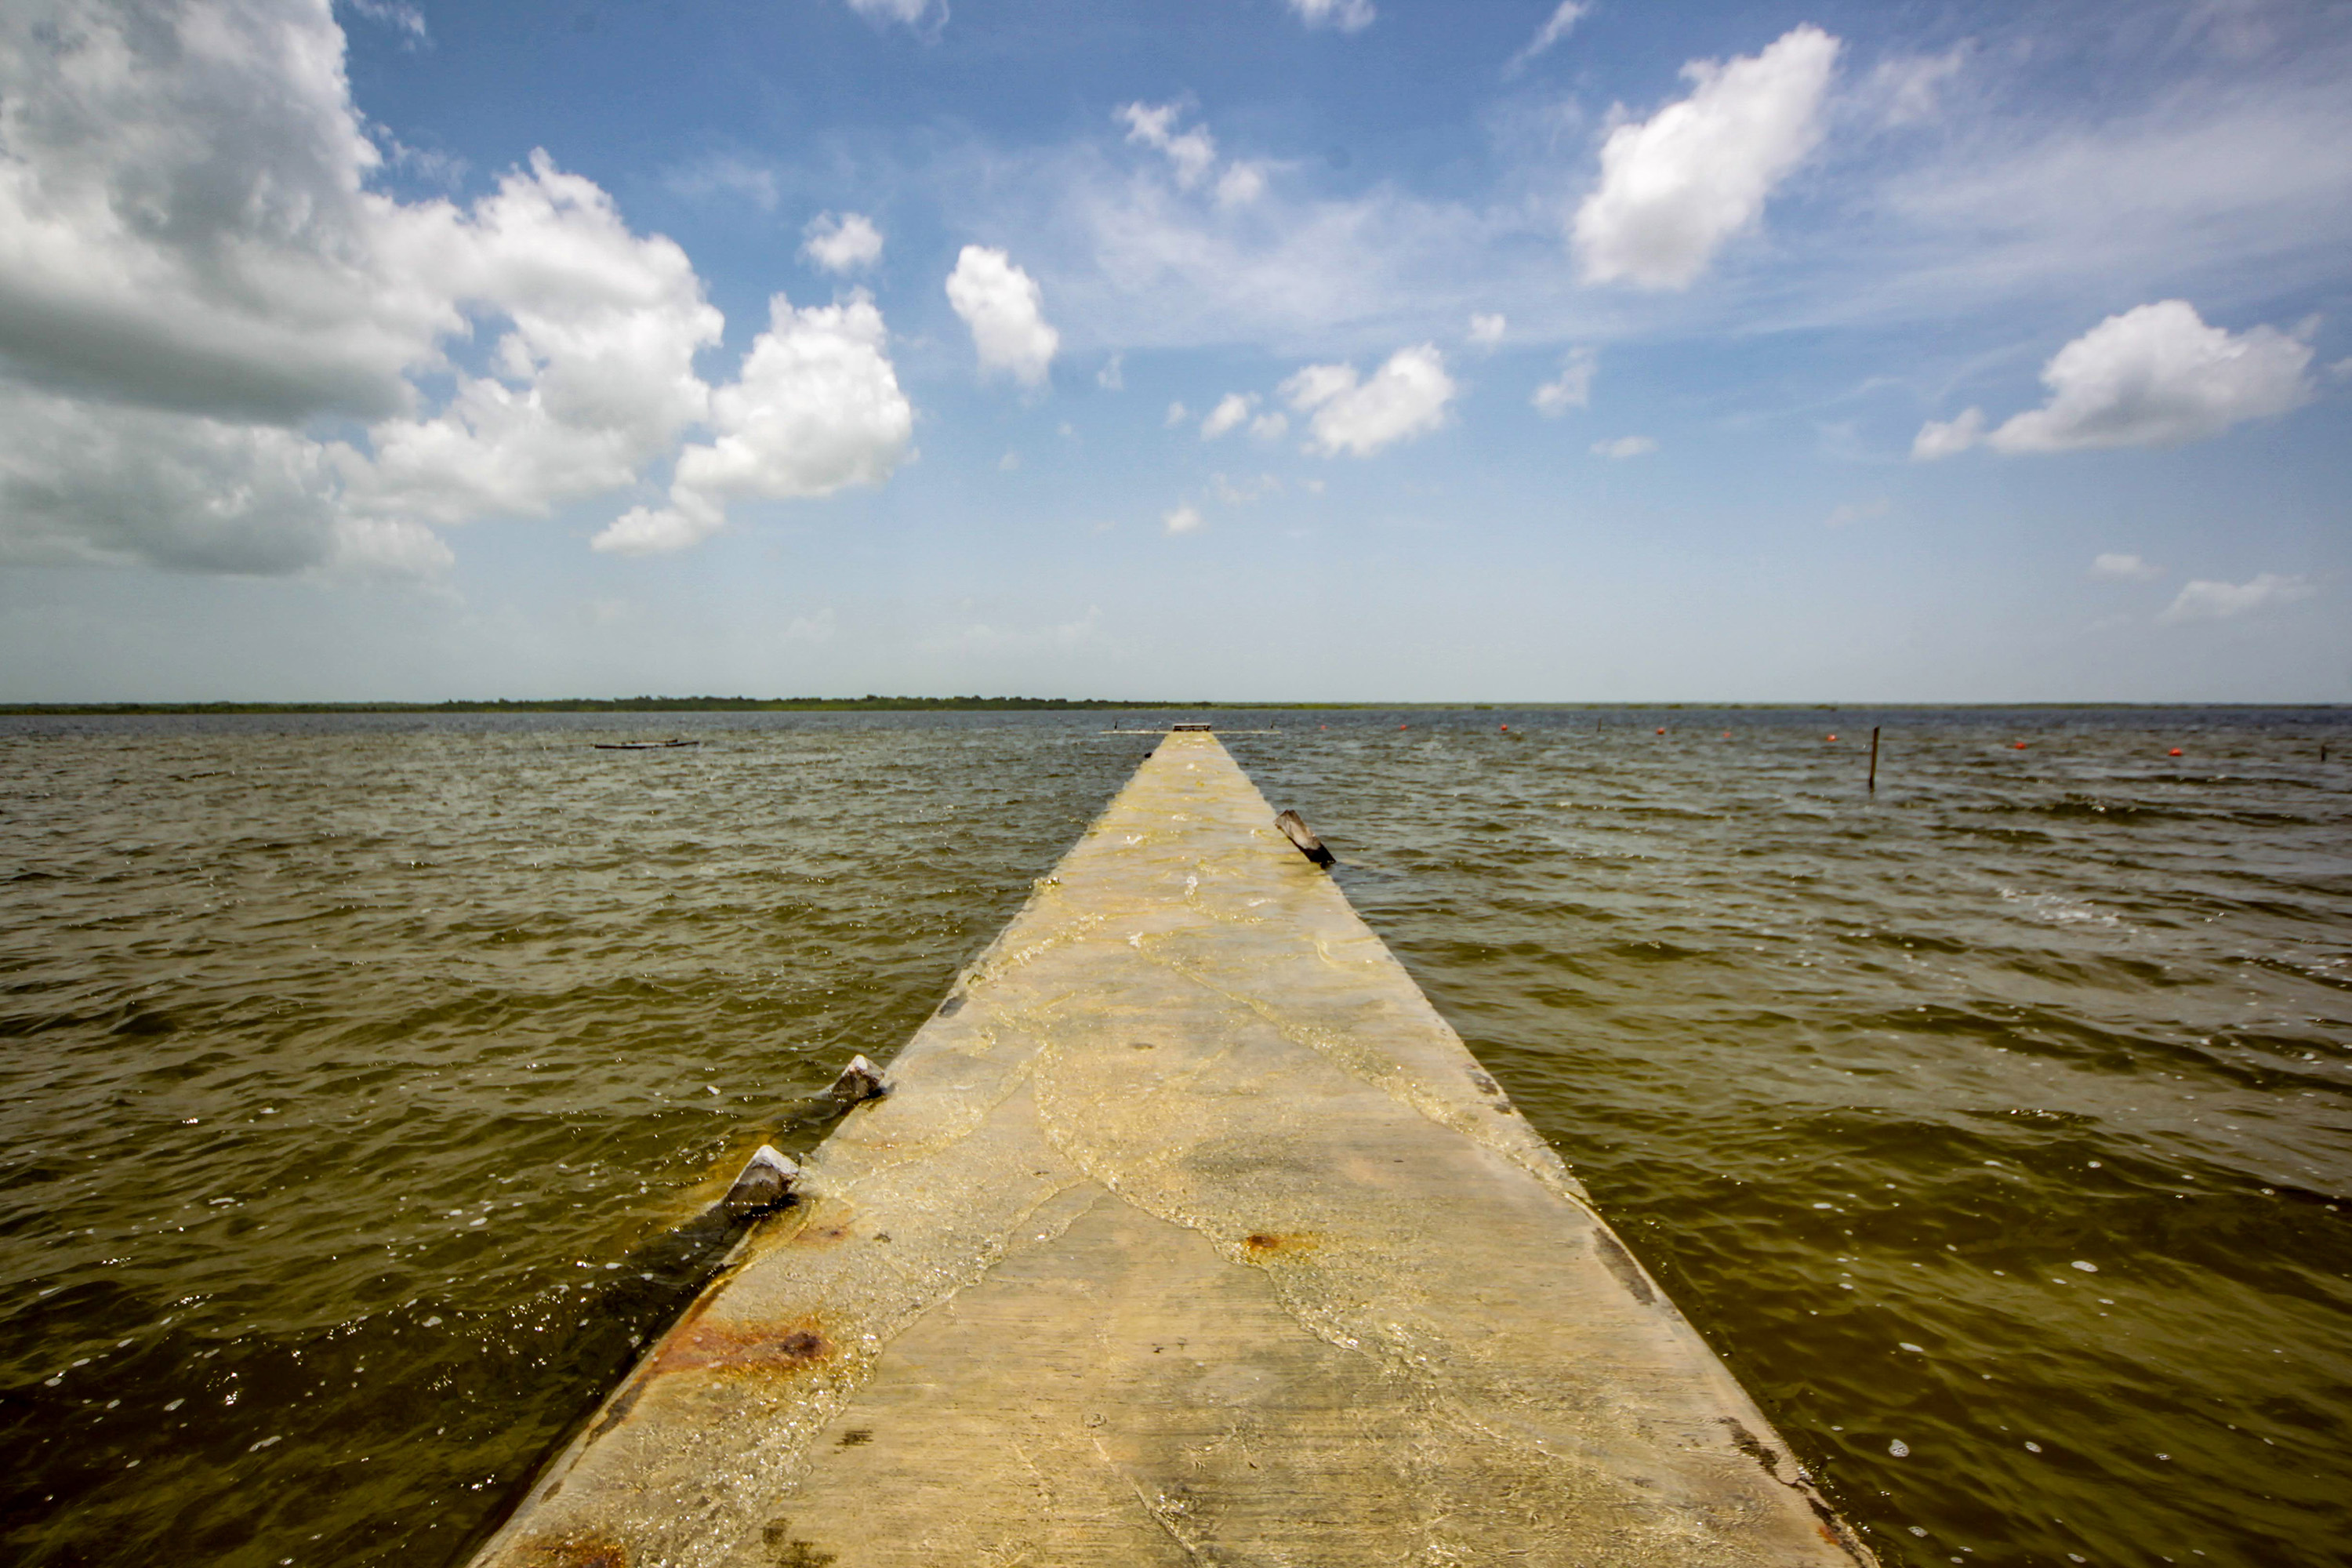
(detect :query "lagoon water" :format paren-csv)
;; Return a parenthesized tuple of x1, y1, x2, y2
(2, 708, 2347, 1567)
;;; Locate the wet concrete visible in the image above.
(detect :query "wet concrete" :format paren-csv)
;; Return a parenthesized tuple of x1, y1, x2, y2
(468, 734, 1873, 1568)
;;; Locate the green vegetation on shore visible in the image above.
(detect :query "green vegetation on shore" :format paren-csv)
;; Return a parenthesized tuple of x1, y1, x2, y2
(3, 698, 2339, 716)
(0, 696, 1306, 715)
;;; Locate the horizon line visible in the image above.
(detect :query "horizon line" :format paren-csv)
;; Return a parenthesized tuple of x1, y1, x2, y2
(5, 698, 2350, 716)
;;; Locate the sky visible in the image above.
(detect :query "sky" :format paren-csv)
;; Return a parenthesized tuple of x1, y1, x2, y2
(1, 0, 2347, 702)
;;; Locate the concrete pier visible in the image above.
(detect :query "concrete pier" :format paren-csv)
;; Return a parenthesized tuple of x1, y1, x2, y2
(471, 734, 1872, 1568)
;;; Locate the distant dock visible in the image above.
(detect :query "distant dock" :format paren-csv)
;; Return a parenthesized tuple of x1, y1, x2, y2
(469, 731, 1871, 1566)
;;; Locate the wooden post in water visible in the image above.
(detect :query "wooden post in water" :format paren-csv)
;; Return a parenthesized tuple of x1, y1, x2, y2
(1867, 725, 1881, 794)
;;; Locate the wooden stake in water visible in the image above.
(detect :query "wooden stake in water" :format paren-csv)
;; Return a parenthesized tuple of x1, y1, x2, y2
(1867, 726, 1881, 794)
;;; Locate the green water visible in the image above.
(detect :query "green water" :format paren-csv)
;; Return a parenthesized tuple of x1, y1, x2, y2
(2, 710, 2346, 1566)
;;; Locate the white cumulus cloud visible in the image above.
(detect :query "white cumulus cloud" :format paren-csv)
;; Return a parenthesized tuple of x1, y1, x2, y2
(593, 291, 912, 555)
(1592, 435, 1657, 459)
(1468, 313, 1507, 347)
(2091, 552, 2163, 582)
(1910, 408, 1985, 460)
(1573, 24, 1842, 289)
(1911, 300, 2314, 458)
(0, 0, 829, 574)
(2158, 572, 2314, 623)
(1215, 162, 1267, 208)
(1248, 410, 1289, 440)
(0, 382, 437, 574)
(946, 245, 1059, 387)
(343, 154, 725, 531)
(1200, 392, 1257, 439)
(1282, 345, 1456, 458)
(1120, 103, 1265, 209)
(1533, 347, 1597, 415)
(1163, 503, 1203, 535)
(1120, 103, 1218, 190)
(1287, 0, 1373, 33)
(2, 0, 448, 426)
(803, 212, 884, 273)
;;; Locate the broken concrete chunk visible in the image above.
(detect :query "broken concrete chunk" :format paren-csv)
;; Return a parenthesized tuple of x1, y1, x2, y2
(722, 1144, 800, 1219)
(829, 1054, 889, 1105)
(1274, 809, 1334, 866)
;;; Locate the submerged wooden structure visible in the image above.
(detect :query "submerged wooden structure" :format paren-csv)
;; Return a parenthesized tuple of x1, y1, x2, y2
(472, 733, 1872, 1567)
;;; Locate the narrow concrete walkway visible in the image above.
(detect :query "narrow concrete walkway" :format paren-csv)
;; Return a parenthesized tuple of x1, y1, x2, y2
(473, 735, 1871, 1568)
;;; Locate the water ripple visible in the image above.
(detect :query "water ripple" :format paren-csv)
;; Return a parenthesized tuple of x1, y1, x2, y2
(2, 706, 2347, 1568)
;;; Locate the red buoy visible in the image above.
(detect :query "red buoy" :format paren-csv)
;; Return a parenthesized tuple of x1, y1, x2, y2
(2169, 747, 2183, 757)
(1655, 727, 1666, 735)
(2013, 741, 2028, 750)
(1827, 734, 1837, 742)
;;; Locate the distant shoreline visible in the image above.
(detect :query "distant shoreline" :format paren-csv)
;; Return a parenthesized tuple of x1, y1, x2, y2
(2, 699, 2344, 716)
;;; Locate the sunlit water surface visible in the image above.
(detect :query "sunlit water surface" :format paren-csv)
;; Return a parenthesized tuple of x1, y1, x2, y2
(2, 709, 2346, 1567)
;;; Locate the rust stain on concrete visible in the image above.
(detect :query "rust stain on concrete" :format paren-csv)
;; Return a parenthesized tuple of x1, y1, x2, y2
(514, 1533, 629, 1568)
(654, 1316, 833, 1377)
(1241, 1229, 1317, 1256)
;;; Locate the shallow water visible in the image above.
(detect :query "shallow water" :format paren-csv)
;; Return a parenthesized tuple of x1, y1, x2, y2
(2, 708, 2347, 1566)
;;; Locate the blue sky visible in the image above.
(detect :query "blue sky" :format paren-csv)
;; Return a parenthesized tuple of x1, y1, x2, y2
(1, 0, 2346, 700)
